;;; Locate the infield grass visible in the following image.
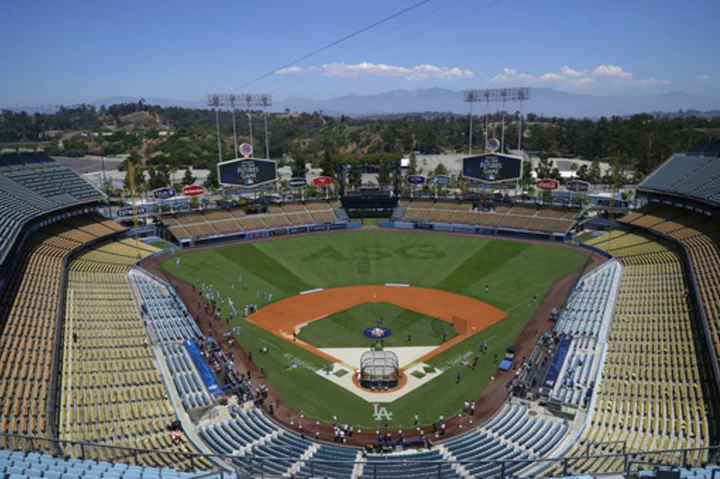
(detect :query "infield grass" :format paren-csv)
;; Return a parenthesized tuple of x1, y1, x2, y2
(161, 230, 587, 428)
(298, 302, 457, 348)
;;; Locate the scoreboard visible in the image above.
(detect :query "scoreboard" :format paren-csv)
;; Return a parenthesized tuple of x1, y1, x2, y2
(218, 158, 278, 187)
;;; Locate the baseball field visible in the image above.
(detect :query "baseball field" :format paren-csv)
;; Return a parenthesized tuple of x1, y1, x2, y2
(160, 230, 587, 429)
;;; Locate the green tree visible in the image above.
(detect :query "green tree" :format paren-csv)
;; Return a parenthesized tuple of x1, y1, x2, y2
(123, 164, 145, 191)
(408, 151, 418, 175)
(319, 150, 338, 178)
(434, 162, 449, 176)
(291, 155, 308, 178)
(182, 167, 196, 186)
(348, 160, 363, 189)
(203, 166, 219, 190)
(589, 158, 602, 184)
(377, 157, 392, 187)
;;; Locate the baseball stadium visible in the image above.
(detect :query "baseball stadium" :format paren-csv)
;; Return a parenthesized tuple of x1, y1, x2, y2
(0, 139, 720, 479)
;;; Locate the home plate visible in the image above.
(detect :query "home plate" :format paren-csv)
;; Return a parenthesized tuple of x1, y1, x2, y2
(319, 346, 436, 369)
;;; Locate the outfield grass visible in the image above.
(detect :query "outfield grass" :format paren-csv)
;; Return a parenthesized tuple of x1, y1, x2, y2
(298, 302, 457, 348)
(161, 230, 587, 428)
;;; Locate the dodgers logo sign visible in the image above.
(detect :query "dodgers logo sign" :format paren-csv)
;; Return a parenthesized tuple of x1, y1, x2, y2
(239, 142, 253, 158)
(431, 175, 451, 186)
(487, 138, 500, 153)
(372, 404, 393, 421)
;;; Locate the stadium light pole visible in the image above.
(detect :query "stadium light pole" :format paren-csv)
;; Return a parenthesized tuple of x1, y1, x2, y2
(209, 93, 272, 158)
(207, 94, 222, 162)
(228, 94, 239, 156)
(463, 90, 477, 154)
(517, 88, 530, 150)
(462, 88, 531, 153)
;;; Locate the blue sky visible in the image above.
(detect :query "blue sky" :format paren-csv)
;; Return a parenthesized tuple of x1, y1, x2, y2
(1, 0, 719, 106)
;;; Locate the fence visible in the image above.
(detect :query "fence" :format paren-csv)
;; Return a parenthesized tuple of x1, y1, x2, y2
(1, 432, 718, 479)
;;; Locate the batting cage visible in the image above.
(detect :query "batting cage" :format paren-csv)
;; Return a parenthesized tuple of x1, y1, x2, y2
(359, 350, 400, 390)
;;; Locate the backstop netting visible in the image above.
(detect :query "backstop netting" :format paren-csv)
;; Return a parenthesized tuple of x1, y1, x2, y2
(360, 350, 399, 381)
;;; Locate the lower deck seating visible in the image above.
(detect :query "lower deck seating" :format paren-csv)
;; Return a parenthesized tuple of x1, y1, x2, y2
(0, 449, 221, 479)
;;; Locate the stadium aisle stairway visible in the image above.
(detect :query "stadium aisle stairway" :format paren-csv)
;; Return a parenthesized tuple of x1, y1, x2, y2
(59, 241, 208, 471)
(552, 231, 716, 475)
(0, 217, 120, 445)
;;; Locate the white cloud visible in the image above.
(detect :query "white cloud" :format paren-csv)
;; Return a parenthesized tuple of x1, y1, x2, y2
(275, 66, 304, 75)
(592, 64, 632, 79)
(698, 74, 710, 81)
(275, 62, 474, 81)
(560, 66, 585, 78)
(488, 64, 668, 89)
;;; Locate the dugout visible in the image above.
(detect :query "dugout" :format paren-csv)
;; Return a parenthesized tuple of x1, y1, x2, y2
(341, 190, 398, 218)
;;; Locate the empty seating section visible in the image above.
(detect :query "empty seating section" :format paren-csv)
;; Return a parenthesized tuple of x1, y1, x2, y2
(363, 450, 457, 479)
(161, 343, 211, 410)
(442, 404, 567, 478)
(163, 202, 340, 241)
(0, 156, 106, 261)
(129, 269, 202, 343)
(640, 155, 720, 205)
(0, 449, 220, 479)
(0, 218, 119, 443)
(401, 201, 580, 233)
(623, 205, 720, 371)
(557, 231, 715, 474)
(59, 242, 198, 469)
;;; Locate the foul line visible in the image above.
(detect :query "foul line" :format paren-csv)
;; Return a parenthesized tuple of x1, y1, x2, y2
(385, 283, 410, 287)
(300, 288, 323, 295)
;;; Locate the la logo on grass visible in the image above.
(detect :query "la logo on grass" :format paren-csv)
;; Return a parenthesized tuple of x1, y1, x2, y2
(372, 404, 393, 421)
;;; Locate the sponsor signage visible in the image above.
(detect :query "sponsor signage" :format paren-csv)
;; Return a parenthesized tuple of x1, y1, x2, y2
(239, 142, 253, 158)
(268, 228, 288, 237)
(536, 179, 559, 191)
(453, 225, 476, 233)
(487, 138, 500, 153)
(288, 177, 307, 188)
(566, 180, 590, 193)
(432, 224, 455, 232)
(465, 181, 483, 189)
(223, 187, 243, 196)
(393, 221, 414, 229)
(431, 175, 451, 186)
(116, 207, 146, 218)
(463, 154, 522, 182)
(597, 199, 630, 209)
(153, 188, 175, 199)
(415, 223, 433, 230)
(407, 175, 426, 185)
(312, 176, 333, 187)
(183, 185, 206, 197)
(218, 158, 278, 187)
(310, 224, 328, 232)
(289, 226, 308, 234)
(328, 223, 347, 230)
(174, 204, 190, 212)
(247, 231, 266, 240)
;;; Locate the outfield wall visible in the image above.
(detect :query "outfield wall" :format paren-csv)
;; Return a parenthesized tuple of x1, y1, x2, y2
(379, 220, 569, 242)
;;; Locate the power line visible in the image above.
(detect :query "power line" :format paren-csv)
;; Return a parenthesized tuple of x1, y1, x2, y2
(270, 0, 508, 95)
(228, 0, 432, 93)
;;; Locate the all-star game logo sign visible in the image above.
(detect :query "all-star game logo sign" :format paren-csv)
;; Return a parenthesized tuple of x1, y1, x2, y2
(217, 157, 278, 187)
(238, 160, 261, 185)
(363, 326, 392, 339)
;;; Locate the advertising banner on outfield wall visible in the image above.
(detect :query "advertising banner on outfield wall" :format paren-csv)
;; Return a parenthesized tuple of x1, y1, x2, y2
(453, 225, 476, 233)
(311, 224, 328, 232)
(393, 221, 414, 229)
(415, 223, 433, 230)
(269, 228, 288, 236)
(432, 224, 455, 232)
(247, 231, 267, 240)
(289, 226, 308, 234)
(328, 223, 348, 230)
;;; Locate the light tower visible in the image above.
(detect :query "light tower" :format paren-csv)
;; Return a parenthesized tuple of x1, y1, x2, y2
(462, 87, 531, 153)
(207, 93, 273, 159)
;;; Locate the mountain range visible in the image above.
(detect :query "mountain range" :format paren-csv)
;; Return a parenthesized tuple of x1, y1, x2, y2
(6, 87, 720, 119)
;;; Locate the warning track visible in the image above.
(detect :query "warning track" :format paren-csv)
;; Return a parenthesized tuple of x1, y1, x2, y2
(246, 285, 507, 365)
